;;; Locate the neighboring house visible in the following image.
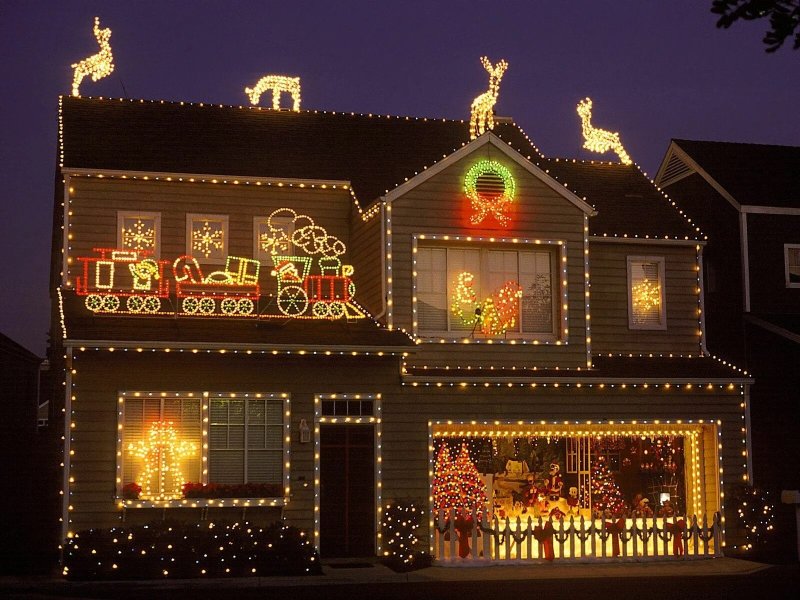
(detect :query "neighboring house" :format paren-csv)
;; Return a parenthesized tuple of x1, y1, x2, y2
(50, 97, 752, 563)
(656, 140, 800, 554)
(0, 332, 42, 573)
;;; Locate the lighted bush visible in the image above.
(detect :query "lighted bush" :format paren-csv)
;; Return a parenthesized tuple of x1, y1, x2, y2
(63, 520, 320, 579)
(382, 501, 431, 571)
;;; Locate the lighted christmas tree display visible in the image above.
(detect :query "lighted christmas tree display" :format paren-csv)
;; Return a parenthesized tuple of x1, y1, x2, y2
(590, 456, 627, 516)
(432, 443, 487, 514)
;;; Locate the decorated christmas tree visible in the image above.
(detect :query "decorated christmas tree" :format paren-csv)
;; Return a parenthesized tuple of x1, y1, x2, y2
(590, 456, 627, 516)
(432, 443, 487, 515)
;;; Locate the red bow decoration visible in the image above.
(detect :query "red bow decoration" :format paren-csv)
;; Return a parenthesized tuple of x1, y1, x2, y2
(533, 521, 556, 561)
(604, 518, 626, 557)
(444, 515, 475, 559)
(666, 519, 686, 556)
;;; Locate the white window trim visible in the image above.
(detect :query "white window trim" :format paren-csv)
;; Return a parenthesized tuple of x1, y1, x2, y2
(117, 211, 161, 257)
(627, 255, 667, 331)
(411, 234, 567, 343)
(186, 213, 229, 265)
(116, 391, 291, 508)
(784, 244, 800, 288)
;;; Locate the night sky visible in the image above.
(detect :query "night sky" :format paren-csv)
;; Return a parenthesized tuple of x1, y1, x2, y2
(1, 1, 798, 356)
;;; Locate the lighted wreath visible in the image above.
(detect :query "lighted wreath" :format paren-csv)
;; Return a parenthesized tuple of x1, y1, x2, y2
(464, 160, 516, 227)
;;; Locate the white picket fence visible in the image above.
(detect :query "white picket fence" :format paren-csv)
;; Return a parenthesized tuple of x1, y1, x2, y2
(433, 508, 722, 563)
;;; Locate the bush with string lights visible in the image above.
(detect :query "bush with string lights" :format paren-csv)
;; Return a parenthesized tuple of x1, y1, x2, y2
(729, 484, 776, 553)
(381, 501, 431, 571)
(63, 520, 320, 579)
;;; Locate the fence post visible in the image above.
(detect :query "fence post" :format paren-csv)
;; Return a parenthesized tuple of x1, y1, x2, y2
(471, 507, 479, 560)
(482, 508, 492, 560)
(493, 515, 501, 561)
(713, 512, 723, 557)
(600, 518, 607, 558)
(568, 517, 575, 559)
(448, 508, 456, 559)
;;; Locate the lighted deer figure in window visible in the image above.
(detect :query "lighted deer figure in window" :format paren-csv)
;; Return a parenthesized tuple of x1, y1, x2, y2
(71, 17, 114, 97)
(245, 75, 301, 110)
(576, 97, 632, 165)
(469, 57, 508, 139)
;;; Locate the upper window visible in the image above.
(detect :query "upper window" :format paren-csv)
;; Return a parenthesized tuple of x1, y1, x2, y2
(187, 214, 228, 264)
(785, 244, 800, 288)
(254, 215, 294, 263)
(627, 256, 666, 330)
(416, 245, 555, 337)
(118, 392, 287, 502)
(117, 211, 160, 256)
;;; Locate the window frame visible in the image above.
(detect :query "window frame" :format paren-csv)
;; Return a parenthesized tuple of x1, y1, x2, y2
(186, 213, 229, 265)
(784, 244, 800, 289)
(411, 234, 567, 342)
(116, 391, 291, 508)
(117, 211, 161, 257)
(627, 255, 667, 331)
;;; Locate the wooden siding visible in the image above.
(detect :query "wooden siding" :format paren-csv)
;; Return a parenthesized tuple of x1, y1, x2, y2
(66, 351, 400, 534)
(350, 208, 384, 317)
(589, 242, 703, 355)
(389, 150, 588, 369)
(67, 351, 746, 546)
(65, 177, 354, 297)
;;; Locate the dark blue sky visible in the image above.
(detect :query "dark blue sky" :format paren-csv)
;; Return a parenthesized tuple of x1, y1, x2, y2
(1, 1, 798, 355)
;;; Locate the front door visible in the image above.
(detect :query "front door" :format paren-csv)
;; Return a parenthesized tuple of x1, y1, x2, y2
(319, 423, 375, 557)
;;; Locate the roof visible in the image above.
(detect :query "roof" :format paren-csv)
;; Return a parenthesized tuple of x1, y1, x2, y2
(672, 139, 800, 209)
(404, 355, 750, 382)
(61, 293, 416, 351)
(59, 96, 698, 239)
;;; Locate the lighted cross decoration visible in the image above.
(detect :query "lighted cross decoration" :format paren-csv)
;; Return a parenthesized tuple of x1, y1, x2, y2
(128, 421, 196, 500)
(464, 160, 516, 227)
(192, 220, 224, 259)
(122, 219, 155, 250)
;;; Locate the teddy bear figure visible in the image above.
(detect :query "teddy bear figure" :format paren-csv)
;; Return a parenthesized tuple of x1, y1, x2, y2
(632, 493, 654, 518)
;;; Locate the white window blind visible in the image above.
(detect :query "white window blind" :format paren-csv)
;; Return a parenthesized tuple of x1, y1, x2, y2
(628, 257, 665, 329)
(122, 396, 202, 494)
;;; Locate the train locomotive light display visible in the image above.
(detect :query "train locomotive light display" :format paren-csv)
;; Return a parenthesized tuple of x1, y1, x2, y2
(76, 248, 171, 314)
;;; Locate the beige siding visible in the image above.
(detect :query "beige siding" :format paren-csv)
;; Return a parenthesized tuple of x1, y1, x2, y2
(589, 242, 703, 355)
(350, 207, 384, 317)
(389, 151, 588, 369)
(65, 177, 354, 297)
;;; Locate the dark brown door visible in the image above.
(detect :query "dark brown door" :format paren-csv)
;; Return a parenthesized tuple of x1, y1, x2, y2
(319, 424, 375, 557)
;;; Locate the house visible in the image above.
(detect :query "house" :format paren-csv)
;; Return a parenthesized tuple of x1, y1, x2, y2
(655, 140, 800, 554)
(50, 96, 752, 564)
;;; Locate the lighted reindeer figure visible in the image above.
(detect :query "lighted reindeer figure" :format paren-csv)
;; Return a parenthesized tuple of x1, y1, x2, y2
(576, 97, 633, 165)
(71, 17, 114, 97)
(245, 75, 301, 110)
(469, 56, 508, 139)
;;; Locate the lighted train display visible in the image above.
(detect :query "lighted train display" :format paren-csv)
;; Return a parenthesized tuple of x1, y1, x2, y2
(74, 209, 365, 320)
(75, 248, 363, 319)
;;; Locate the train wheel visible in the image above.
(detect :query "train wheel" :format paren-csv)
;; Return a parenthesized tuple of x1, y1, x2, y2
(237, 298, 254, 315)
(199, 297, 215, 314)
(221, 298, 238, 315)
(143, 297, 161, 313)
(278, 286, 308, 316)
(312, 302, 330, 318)
(182, 297, 199, 314)
(85, 295, 103, 312)
(127, 296, 145, 312)
(329, 302, 345, 319)
(103, 295, 120, 312)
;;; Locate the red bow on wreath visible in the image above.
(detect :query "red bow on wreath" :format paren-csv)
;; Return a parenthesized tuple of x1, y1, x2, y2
(666, 519, 686, 556)
(443, 514, 477, 559)
(533, 521, 556, 561)
(604, 518, 626, 557)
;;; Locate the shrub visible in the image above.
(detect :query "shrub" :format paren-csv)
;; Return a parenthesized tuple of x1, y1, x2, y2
(63, 520, 320, 579)
(381, 501, 431, 572)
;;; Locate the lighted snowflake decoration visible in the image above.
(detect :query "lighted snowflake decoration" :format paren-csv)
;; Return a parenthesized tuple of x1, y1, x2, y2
(632, 279, 660, 312)
(192, 220, 224, 258)
(122, 219, 155, 250)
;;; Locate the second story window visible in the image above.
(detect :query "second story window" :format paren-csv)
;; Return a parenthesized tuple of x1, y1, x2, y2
(416, 245, 555, 338)
(118, 211, 160, 256)
(187, 214, 228, 264)
(628, 256, 666, 330)
(785, 244, 800, 288)
(254, 215, 294, 263)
